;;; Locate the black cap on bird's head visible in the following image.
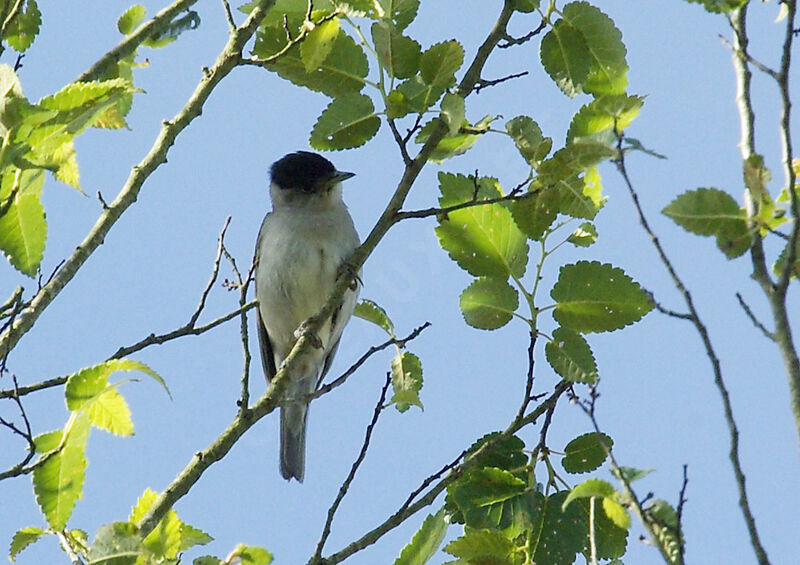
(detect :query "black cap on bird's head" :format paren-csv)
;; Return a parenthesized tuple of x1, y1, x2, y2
(270, 151, 354, 193)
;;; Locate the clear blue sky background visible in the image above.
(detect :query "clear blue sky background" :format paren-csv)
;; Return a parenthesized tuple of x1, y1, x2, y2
(1, 1, 798, 564)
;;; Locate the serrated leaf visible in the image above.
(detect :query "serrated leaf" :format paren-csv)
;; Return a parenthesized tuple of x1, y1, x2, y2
(391, 351, 423, 412)
(130, 488, 158, 524)
(50, 142, 81, 189)
(372, 22, 421, 79)
(444, 528, 515, 563)
(685, 0, 747, 14)
(551, 261, 654, 333)
(377, 0, 420, 31)
(613, 466, 654, 484)
(555, 173, 602, 220)
(118, 5, 146, 35)
(566, 95, 643, 145)
(773, 238, 800, 279)
(568, 221, 597, 247)
(300, 18, 341, 72)
(464, 433, 528, 472)
(391, 75, 445, 116)
(440, 92, 464, 136)
(545, 327, 598, 383)
(562, 432, 613, 473)
(506, 115, 552, 166)
(4, 0, 41, 52)
(420, 40, 464, 87)
(86, 388, 134, 436)
(9, 527, 45, 561)
(310, 93, 380, 150)
(65, 358, 167, 414)
(459, 277, 518, 330)
(230, 544, 273, 565)
(0, 170, 45, 276)
(540, 142, 617, 186)
(435, 173, 529, 279)
(88, 522, 143, 565)
(662, 187, 745, 236)
(563, 478, 615, 509)
(541, 2, 627, 96)
(253, 23, 367, 98)
(393, 508, 449, 565)
(511, 184, 559, 240)
(449, 467, 526, 510)
(530, 490, 586, 563)
(646, 500, 682, 563)
(354, 299, 395, 335)
(513, 0, 541, 13)
(33, 412, 90, 530)
(33, 430, 63, 452)
(576, 497, 629, 559)
(143, 509, 182, 560)
(179, 523, 213, 551)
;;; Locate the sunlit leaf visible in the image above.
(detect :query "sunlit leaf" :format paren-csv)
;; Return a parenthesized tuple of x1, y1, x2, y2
(118, 5, 146, 35)
(545, 327, 598, 383)
(460, 277, 518, 330)
(3, 0, 41, 52)
(562, 478, 615, 509)
(87, 522, 143, 565)
(309, 93, 381, 150)
(568, 221, 597, 247)
(9, 527, 45, 562)
(300, 18, 340, 72)
(550, 261, 654, 332)
(391, 350, 423, 412)
(0, 169, 45, 276)
(354, 299, 395, 335)
(393, 508, 449, 565)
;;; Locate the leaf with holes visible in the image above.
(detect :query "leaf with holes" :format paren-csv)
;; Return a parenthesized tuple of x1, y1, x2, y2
(460, 277, 518, 330)
(436, 173, 528, 279)
(562, 432, 613, 473)
(550, 261, 653, 333)
(391, 351, 423, 412)
(545, 327, 598, 383)
(310, 93, 381, 150)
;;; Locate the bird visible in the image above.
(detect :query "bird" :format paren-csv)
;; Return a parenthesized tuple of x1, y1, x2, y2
(254, 151, 360, 482)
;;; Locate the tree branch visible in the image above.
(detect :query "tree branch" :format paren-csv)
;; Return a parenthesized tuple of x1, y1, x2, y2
(0, 0, 276, 358)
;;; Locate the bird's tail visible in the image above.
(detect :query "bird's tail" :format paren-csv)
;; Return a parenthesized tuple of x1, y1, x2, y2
(280, 402, 308, 482)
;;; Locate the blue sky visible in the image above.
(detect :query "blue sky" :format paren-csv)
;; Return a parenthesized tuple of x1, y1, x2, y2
(1, 1, 798, 564)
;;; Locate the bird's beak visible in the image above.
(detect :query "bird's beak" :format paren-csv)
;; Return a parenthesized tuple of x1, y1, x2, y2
(331, 170, 355, 183)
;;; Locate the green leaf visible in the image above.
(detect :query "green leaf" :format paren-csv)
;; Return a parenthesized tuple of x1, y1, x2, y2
(3, 0, 41, 52)
(646, 500, 682, 563)
(576, 497, 629, 559)
(568, 221, 597, 247)
(9, 527, 46, 561)
(774, 238, 800, 279)
(545, 327, 598, 383)
(562, 432, 613, 473)
(463, 433, 528, 473)
(310, 93, 380, 150)
(376, 0, 420, 31)
(33, 412, 90, 530)
(444, 528, 516, 564)
(459, 277, 518, 330)
(624, 137, 667, 159)
(143, 509, 182, 560)
(371, 22, 421, 79)
(448, 468, 528, 532)
(513, 0, 541, 13)
(662, 187, 750, 258)
(556, 173, 602, 220)
(118, 5, 146, 35)
(550, 261, 654, 333)
(230, 544, 273, 565)
(391, 351, 423, 412)
(435, 173, 529, 279)
(194, 557, 223, 565)
(602, 497, 631, 530)
(129, 488, 157, 524)
(529, 490, 586, 564)
(33, 430, 62, 452)
(179, 523, 214, 551)
(440, 92, 464, 136)
(88, 522, 143, 565)
(684, 0, 748, 14)
(300, 18, 341, 72)
(613, 466, 654, 484)
(253, 25, 368, 97)
(566, 95, 643, 145)
(506, 115, 552, 166)
(541, 2, 627, 96)
(354, 299, 395, 335)
(391, 75, 445, 116)
(0, 170, 45, 276)
(562, 478, 615, 509)
(65, 358, 167, 414)
(420, 40, 464, 87)
(415, 115, 495, 162)
(393, 508, 449, 565)
(511, 184, 559, 240)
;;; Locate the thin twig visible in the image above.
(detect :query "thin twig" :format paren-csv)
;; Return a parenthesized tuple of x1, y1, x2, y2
(221, 0, 236, 31)
(311, 322, 430, 400)
(719, 34, 779, 79)
(675, 464, 690, 563)
(499, 19, 547, 48)
(615, 125, 770, 564)
(474, 71, 529, 93)
(311, 372, 392, 563)
(735, 292, 775, 341)
(394, 184, 538, 222)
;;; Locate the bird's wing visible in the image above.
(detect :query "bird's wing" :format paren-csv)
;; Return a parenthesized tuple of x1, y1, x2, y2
(257, 308, 277, 382)
(317, 280, 360, 387)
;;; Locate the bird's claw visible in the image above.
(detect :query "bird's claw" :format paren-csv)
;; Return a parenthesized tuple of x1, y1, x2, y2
(295, 322, 323, 349)
(338, 261, 361, 290)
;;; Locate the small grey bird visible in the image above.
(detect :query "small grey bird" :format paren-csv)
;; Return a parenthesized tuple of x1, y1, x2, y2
(254, 151, 360, 482)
